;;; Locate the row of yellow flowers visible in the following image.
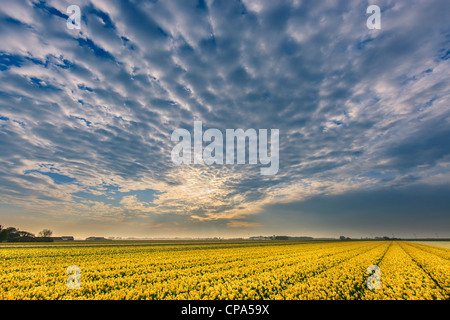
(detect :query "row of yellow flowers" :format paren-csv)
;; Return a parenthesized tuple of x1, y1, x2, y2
(1, 241, 448, 300)
(364, 242, 447, 300)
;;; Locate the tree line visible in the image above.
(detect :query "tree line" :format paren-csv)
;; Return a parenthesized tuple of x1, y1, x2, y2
(0, 225, 54, 242)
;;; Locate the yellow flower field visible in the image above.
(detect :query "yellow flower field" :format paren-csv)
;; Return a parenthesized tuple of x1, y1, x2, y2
(1, 241, 448, 300)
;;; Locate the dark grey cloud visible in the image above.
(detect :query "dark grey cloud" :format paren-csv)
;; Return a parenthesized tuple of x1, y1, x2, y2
(260, 183, 450, 238)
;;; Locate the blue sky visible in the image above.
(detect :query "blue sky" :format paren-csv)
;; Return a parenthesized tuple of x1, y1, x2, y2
(0, 0, 449, 239)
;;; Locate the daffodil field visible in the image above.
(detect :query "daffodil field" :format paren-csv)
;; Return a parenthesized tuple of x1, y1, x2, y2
(1, 241, 448, 300)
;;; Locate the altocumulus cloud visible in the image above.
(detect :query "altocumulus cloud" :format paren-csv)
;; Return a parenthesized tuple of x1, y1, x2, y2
(0, 0, 449, 238)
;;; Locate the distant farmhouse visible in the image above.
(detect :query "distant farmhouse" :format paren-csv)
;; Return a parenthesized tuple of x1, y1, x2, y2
(85, 236, 109, 241)
(52, 236, 74, 241)
(249, 236, 270, 240)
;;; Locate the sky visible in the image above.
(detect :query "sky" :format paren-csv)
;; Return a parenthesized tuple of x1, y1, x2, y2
(0, 0, 449, 239)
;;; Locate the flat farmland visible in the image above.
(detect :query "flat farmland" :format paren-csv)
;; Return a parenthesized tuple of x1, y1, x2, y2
(1, 241, 448, 300)
(412, 241, 450, 249)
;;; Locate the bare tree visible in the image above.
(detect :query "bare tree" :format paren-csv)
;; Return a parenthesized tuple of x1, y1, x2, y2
(38, 229, 53, 237)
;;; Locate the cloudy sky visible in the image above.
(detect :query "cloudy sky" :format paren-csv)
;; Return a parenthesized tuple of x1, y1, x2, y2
(0, 0, 449, 239)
